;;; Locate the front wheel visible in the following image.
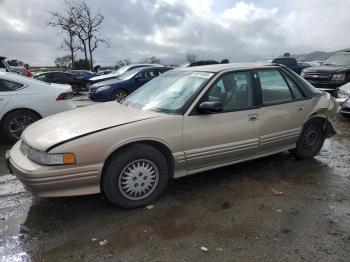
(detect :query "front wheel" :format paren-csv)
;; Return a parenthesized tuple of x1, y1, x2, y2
(290, 119, 325, 160)
(102, 144, 169, 209)
(112, 89, 128, 102)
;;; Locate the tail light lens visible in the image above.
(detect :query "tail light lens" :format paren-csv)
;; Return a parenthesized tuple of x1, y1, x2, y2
(56, 92, 73, 101)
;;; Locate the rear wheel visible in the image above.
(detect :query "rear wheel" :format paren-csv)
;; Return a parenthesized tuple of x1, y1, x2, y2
(2, 110, 40, 142)
(102, 144, 169, 209)
(112, 89, 128, 102)
(291, 119, 325, 160)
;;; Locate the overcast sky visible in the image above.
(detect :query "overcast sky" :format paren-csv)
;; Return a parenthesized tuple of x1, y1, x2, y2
(0, 0, 349, 66)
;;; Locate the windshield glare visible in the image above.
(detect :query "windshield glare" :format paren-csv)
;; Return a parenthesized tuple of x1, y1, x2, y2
(323, 53, 350, 66)
(118, 67, 145, 80)
(123, 70, 214, 113)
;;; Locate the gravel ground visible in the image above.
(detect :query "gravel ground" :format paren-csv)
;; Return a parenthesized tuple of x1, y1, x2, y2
(0, 113, 349, 262)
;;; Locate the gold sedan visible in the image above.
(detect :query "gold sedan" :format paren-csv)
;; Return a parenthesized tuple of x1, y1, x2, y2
(7, 63, 336, 208)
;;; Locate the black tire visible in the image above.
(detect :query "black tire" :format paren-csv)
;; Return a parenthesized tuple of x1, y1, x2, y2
(2, 110, 40, 142)
(72, 85, 80, 95)
(111, 89, 128, 102)
(102, 144, 169, 209)
(290, 119, 325, 160)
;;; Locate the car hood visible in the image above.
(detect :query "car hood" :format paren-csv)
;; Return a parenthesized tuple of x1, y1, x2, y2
(92, 78, 124, 87)
(89, 73, 119, 82)
(22, 102, 163, 152)
(303, 65, 350, 74)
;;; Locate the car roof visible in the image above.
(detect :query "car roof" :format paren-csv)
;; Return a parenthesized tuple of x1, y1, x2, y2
(123, 64, 163, 69)
(38, 71, 72, 75)
(180, 63, 279, 73)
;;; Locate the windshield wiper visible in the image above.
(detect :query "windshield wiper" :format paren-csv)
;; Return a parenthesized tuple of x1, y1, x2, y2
(323, 63, 335, 66)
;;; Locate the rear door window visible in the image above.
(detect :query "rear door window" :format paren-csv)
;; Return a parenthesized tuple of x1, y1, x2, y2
(257, 69, 293, 104)
(283, 74, 305, 99)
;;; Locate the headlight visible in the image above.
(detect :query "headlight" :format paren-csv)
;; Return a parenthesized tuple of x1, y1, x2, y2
(20, 141, 76, 165)
(96, 85, 111, 92)
(300, 71, 306, 78)
(338, 88, 350, 98)
(331, 73, 346, 83)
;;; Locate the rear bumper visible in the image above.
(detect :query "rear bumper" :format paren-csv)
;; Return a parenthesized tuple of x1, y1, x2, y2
(7, 142, 103, 197)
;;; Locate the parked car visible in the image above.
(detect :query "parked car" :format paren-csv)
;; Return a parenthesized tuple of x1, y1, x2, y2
(34, 71, 85, 94)
(301, 51, 350, 96)
(272, 57, 311, 74)
(89, 66, 172, 102)
(11, 67, 33, 78)
(87, 64, 164, 87)
(0, 57, 12, 72)
(7, 63, 336, 208)
(0, 72, 75, 141)
(96, 70, 113, 76)
(336, 82, 350, 116)
(68, 70, 96, 80)
(179, 60, 219, 68)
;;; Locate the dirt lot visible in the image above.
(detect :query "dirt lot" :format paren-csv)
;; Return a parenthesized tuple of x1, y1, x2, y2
(0, 114, 349, 262)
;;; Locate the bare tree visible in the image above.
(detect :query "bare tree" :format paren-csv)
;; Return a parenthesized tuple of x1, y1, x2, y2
(186, 54, 197, 63)
(139, 56, 161, 64)
(116, 59, 132, 68)
(48, 3, 79, 68)
(54, 55, 71, 68)
(74, 1, 110, 70)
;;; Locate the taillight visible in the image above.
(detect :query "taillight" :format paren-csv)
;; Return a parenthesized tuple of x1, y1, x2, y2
(27, 71, 33, 78)
(56, 92, 73, 101)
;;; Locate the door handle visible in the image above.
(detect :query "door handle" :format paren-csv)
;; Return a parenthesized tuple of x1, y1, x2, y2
(297, 105, 305, 111)
(248, 114, 259, 121)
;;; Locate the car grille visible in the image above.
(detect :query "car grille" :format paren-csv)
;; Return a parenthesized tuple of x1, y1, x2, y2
(303, 72, 332, 84)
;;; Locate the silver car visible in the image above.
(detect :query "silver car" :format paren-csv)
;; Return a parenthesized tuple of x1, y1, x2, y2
(7, 63, 336, 208)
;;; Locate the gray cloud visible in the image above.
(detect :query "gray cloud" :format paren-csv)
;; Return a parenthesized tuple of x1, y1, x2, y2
(0, 0, 349, 66)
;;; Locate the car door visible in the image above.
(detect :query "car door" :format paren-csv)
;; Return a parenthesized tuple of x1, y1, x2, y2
(183, 70, 260, 171)
(255, 68, 311, 154)
(51, 72, 66, 84)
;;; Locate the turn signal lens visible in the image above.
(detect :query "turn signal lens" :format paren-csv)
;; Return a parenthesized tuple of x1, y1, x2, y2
(63, 153, 76, 164)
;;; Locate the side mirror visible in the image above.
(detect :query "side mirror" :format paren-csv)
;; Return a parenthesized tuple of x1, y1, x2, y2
(198, 101, 223, 113)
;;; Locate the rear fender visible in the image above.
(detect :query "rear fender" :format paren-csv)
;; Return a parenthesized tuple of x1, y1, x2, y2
(307, 115, 337, 138)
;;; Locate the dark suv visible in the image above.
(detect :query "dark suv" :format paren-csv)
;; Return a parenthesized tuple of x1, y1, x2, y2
(0, 57, 12, 72)
(301, 51, 350, 95)
(272, 57, 311, 75)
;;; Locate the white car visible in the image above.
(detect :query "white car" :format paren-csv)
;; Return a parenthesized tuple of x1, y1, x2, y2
(88, 64, 164, 87)
(0, 72, 76, 141)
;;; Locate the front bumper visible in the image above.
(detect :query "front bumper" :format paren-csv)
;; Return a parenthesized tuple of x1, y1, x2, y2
(6, 142, 103, 197)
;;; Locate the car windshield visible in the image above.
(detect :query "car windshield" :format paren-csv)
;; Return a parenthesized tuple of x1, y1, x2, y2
(123, 70, 214, 113)
(323, 53, 350, 66)
(118, 67, 146, 81)
(112, 66, 134, 76)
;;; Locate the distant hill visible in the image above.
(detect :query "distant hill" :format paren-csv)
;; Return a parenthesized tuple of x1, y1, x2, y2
(293, 48, 350, 62)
